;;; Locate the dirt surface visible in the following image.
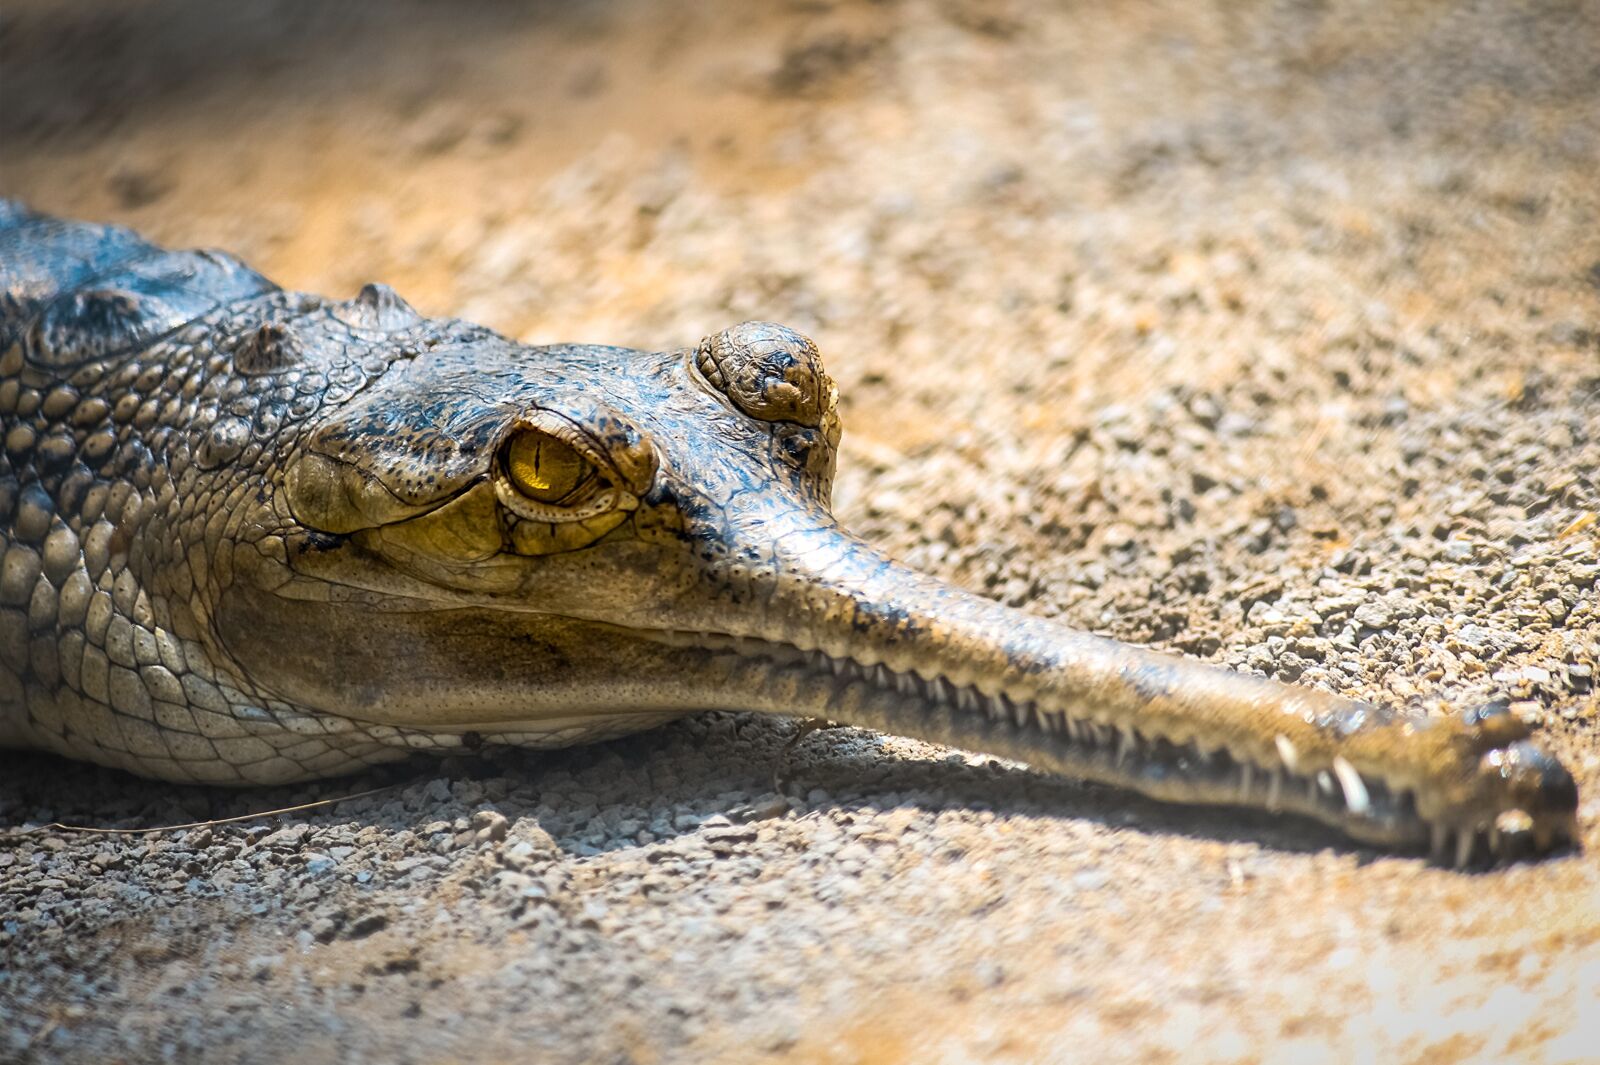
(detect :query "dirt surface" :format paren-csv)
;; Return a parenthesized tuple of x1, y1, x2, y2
(3, 1, 1599, 1062)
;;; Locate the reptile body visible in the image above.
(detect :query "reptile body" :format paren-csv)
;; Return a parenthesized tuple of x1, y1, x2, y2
(0, 203, 1577, 865)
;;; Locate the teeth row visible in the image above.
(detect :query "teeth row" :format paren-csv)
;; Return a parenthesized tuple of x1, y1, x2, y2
(794, 645, 1535, 867)
(1431, 813, 1560, 870)
(676, 633, 1546, 867)
(798, 647, 1391, 812)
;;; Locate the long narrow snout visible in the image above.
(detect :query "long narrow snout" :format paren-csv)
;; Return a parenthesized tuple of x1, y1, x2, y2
(646, 513, 1576, 865)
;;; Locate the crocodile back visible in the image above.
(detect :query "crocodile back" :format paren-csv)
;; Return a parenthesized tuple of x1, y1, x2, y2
(0, 199, 278, 377)
(1, 203, 482, 782)
(0, 202, 294, 770)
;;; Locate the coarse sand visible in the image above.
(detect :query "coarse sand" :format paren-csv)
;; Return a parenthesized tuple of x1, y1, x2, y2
(2, 2, 1598, 1062)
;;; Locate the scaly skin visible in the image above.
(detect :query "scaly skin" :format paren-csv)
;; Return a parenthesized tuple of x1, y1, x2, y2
(0, 202, 1578, 866)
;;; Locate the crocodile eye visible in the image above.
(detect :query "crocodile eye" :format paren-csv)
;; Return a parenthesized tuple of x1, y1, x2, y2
(493, 424, 632, 529)
(504, 430, 589, 503)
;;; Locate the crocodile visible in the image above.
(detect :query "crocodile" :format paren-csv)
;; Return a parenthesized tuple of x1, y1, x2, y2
(0, 201, 1578, 866)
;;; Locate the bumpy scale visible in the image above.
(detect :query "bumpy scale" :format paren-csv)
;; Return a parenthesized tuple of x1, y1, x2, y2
(0, 202, 1578, 866)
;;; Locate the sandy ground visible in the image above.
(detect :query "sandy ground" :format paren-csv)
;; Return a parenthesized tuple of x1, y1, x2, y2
(2, 1, 1599, 1062)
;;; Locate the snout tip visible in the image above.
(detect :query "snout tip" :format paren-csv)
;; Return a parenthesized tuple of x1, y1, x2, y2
(1498, 739, 1579, 814)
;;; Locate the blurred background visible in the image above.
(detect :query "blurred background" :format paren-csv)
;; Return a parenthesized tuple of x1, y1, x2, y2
(3, 2, 1598, 1063)
(7, 1, 1596, 499)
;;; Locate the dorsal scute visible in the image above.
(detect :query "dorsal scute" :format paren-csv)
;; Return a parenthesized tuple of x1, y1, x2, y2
(233, 321, 305, 375)
(332, 282, 422, 333)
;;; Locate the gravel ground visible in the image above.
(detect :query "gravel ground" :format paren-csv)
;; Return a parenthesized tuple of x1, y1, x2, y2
(3, 2, 1599, 1062)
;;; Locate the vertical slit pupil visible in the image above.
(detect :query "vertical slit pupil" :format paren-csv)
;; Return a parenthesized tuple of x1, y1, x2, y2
(508, 431, 586, 502)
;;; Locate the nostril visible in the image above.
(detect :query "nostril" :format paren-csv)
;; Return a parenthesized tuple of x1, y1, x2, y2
(778, 426, 812, 461)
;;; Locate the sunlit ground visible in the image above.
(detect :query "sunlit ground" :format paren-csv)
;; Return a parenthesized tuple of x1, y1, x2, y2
(3, 2, 1598, 1062)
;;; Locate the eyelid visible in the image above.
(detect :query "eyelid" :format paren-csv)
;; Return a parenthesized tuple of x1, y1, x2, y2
(504, 412, 620, 481)
(494, 474, 630, 523)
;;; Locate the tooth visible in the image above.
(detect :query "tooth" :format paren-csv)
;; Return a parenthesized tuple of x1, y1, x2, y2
(897, 672, 918, 697)
(1266, 770, 1283, 811)
(1274, 735, 1300, 772)
(1331, 757, 1371, 815)
(1493, 808, 1533, 855)
(873, 664, 891, 687)
(1455, 830, 1475, 870)
(1117, 728, 1135, 766)
(1240, 763, 1254, 797)
(1317, 770, 1336, 798)
(1431, 822, 1449, 860)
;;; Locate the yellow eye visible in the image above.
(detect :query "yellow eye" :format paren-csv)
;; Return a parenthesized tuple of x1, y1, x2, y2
(505, 431, 589, 503)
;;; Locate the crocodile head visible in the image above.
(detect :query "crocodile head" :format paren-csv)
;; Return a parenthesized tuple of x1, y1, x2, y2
(229, 320, 852, 734)
(214, 318, 1576, 862)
